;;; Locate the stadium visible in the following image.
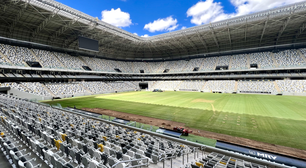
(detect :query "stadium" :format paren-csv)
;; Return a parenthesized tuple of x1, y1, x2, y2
(0, 0, 306, 167)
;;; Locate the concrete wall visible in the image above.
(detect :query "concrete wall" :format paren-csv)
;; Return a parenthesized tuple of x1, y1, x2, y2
(8, 88, 52, 101)
(282, 92, 306, 96)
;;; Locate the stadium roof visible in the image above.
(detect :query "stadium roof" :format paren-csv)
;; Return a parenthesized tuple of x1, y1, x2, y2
(1, 0, 306, 60)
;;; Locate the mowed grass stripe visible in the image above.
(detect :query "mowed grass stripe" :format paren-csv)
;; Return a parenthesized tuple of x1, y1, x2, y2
(108, 92, 306, 120)
(45, 92, 306, 150)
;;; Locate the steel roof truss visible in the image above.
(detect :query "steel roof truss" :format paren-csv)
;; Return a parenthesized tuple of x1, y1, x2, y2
(260, 18, 269, 44)
(8, 2, 29, 34)
(31, 10, 59, 38)
(276, 16, 291, 43)
(196, 31, 208, 52)
(209, 27, 219, 49)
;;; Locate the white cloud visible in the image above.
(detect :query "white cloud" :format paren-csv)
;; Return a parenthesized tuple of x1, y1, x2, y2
(187, 0, 304, 25)
(141, 34, 150, 37)
(101, 8, 132, 27)
(133, 33, 138, 35)
(231, 0, 304, 16)
(181, 26, 187, 30)
(187, 0, 230, 25)
(144, 16, 179, 33)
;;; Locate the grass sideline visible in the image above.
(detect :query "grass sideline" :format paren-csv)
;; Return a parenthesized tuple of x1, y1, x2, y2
(44, 91, 306, 150)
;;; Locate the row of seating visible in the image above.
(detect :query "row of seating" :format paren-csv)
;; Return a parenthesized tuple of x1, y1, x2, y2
(2, 80, 306, 97)
(186, 152, 267, 168)
(1, 71, 306, 79)
(0, 43, 306, 73)
(0, 94, 198, 167)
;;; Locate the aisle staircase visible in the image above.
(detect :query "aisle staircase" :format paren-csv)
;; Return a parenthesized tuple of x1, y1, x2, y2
(80, 83, 93, 94)
(234, 81, 238, 91)
(22, 61, 29, 67)
(175, 81, 184, 90)
(181, 60, 189, 72)
(146, 62, 153, 73)
(270, 52, 277, 68)
(19, 83, 31, 93)
(156, 62, 165, 73)
(228, 55, 233, 70)
(273, 81, 281, 92)
(214, 57, 219, 70)
(0, 49, 13, 65)
(78, 56, 90, 68)
(246, 54, 250, 68)
(52, 52, 66, 68)
(29, 49, 44, 68)
(52, 84, 63, 96)
(42, 84, 56, 97)
(201, 81, 207, 91)
(297, 49, 306, 64)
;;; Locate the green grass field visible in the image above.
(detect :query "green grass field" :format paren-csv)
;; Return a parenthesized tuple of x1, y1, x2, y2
(44, 91, 306, 150)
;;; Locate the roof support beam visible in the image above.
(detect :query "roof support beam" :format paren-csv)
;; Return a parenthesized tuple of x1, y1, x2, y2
(158, 39, 175, 56)
(183, 33, 198, 52)
(134, 42, 143, 54)
(227, 24, 232, 48)
(260, 19, 268, 44)
(276, 16, 291, 44)
(0, 3, 10, 13)
(49, 17, 79, 43)
(196, 31, 208, 52)
(31, 10, 59, 38)
(294, 23, 306, 42)
(244, 20, 248, 42)
(8, 2, 29, 34)
(148, 41, 160, 53)
(209, 27, 219, 49)
(169, 37, 188, 54)
(148, 41, 172, 57)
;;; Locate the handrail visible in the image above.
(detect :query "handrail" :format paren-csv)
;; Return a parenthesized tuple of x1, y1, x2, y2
(111, 158, 149, 168)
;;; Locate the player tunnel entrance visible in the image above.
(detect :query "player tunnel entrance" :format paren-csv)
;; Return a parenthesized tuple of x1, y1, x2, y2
(139, 83, 148, 89)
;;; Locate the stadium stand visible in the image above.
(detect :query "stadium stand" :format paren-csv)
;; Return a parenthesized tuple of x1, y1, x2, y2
(55, 53, 85, 70)
(1, 43, 306, 73)
(20, 82, 52, 96)
(216, 56, 231, 67)
(237, 81, 277, 94)
(133, 61, 152, 73)
(151, 81, 181, 91)
(230, 54, 248, 70)
(202, 57, 218, 71)
(177, 81, 204, 91)
(3, 80, 306, 98)
(33, 49, 65, 69)
(45, 83, 87, 96)
(80, 81, 113, 94)
(274, 49, 306, 68)
(249, 52, 274, 69)
(203, 80, 236, 93)
(0, 44, 36, 67)
(182, 58, 204, 72)
(276, 80, 306, 93)
(148, 62, 164, 73)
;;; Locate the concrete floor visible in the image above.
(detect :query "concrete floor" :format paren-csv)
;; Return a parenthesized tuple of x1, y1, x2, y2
(0, 150, 12, 168)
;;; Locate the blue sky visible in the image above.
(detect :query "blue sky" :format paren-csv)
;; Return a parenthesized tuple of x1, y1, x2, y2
(56, 0, 304, 37)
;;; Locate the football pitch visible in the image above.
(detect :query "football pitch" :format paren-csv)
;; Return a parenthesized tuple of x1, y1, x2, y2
(44, 91, 306, 150)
